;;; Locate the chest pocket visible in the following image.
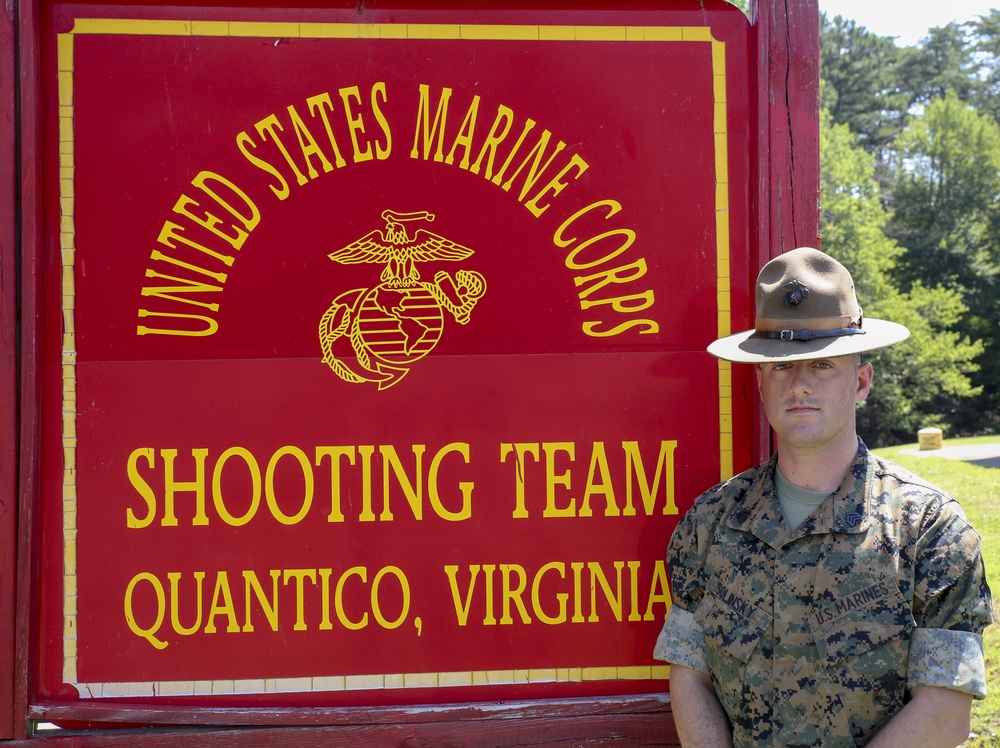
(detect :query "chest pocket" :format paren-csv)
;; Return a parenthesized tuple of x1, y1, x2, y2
(809, 575, 915, 665)
(695, 576, 773, 663)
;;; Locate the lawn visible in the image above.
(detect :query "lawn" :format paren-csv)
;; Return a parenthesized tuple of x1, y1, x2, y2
(873, 436, 1000, 747)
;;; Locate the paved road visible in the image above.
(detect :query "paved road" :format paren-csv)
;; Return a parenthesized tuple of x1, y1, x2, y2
(899, 443, 1000, 469)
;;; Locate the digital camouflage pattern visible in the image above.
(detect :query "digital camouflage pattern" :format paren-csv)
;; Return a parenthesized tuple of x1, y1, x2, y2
(654, 440, 993, 747)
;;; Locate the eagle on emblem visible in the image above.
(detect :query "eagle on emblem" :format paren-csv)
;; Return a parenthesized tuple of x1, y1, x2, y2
(328, 210, 475, 287)
(319, 210, 487, 389)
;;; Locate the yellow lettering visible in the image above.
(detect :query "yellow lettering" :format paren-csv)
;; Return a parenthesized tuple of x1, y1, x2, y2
(379, 444, 425, 521)
(583, 317, 659, 337)
(126, 448, 157, 529)
(212, 447, 262, 527)
(190, 170, 260, 237)
(542, 442, 575, 518)
(371, 566, 410, 630)
(236, 130, 290, 200)
(531, 561, 568, 625)
(500, 563, 531, 624)
(156, 221, 235, 266)
(428, 442, 473, 521)
(168, 571, 205, 636)
(469, 104, 514, 178)
(445, 94, 480, 168)
(161, 448, 209, 527)
(410, 84, 452, 162)
(500, 442, 539, 519)
(578, 441, 618, 517)
(444, 564, 480, 627)
(283, 568, 317, 631)
(339, 85, 374, 163)
(287, 103, 334, 179)
(623, 440, 678, 516)
(124, 572, 168, 649)
(136, 308, 219, 337)
(524, 153, 589, 217)
(265, 446, 314, 525)
(500, 130, 566, 203)
(316, 446, 355, 522)
(588, 561, 624, 622)
(255, 113, 309, 186)
(204, 571, 240, 633)
(371, 81, 392, 160)
(242, 569, 280, 633)
(305, 92, 348, 168)
(644, 559, 671, 621)
(335, 566, 368, 630)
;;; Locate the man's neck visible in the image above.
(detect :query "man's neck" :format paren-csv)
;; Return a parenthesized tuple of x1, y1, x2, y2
(774, 432, 860, 494)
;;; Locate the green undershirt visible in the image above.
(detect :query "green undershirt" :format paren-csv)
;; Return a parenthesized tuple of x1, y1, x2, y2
(774, 464, 829, 531)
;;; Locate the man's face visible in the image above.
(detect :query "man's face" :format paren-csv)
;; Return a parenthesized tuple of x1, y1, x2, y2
(756, 354, 873, 452)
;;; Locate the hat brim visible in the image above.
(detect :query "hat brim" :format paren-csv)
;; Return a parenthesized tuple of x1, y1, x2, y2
(707, 318, 910, 363)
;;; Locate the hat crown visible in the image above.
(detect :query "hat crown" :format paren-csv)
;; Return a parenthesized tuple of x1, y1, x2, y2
(755, 247, 861, 328)
(707, 247, 909, 363)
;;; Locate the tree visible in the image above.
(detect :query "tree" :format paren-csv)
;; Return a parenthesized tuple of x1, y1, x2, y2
(886, 95, 1000, 433)
(820, 110, 983, 444)
(963, 10, 1000, 126)
(895, 23, 981, 112)
(820, 14, 907, 159)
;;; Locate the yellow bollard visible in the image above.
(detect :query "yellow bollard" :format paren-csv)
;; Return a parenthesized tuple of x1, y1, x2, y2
(918, 427, 943, 451)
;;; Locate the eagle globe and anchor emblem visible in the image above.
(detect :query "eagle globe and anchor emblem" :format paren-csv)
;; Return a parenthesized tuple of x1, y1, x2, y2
(318, 210, 487, 389)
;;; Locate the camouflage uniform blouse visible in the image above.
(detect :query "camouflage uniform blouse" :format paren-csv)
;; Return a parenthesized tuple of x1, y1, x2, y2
(654, 441, 992, 747)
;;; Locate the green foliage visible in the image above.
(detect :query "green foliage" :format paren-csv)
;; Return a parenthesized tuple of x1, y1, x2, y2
(891, 95, 1000, 256)
(969, 10, 1000, 124)
(820, 14, 906, 156)
(820, 12, 1000, 440)
(895, 24, 980, 110)
(820, 111, 983, 445)
(887, 95, 1000, 434)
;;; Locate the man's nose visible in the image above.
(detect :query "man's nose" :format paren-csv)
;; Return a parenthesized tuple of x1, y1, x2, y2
(789, 365, 812, 394)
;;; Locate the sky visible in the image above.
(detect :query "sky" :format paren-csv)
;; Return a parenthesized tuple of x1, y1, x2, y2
(819, 0, 998, 45)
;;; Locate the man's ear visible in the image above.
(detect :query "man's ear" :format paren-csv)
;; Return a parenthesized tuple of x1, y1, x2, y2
(856, 360, 874, 403)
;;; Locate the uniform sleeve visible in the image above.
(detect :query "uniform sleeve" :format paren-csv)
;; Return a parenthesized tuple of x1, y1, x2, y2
(653, 605, 708, 673)
(908, 501, 993, 698)
(652, 506, 709, 672)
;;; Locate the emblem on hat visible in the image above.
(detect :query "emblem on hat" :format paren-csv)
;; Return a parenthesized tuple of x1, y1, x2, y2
(782, 280, 809, 309)
(318, 210, 486, 389)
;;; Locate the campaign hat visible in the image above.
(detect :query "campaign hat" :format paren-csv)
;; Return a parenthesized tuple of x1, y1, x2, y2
(708, 247, 910, 363)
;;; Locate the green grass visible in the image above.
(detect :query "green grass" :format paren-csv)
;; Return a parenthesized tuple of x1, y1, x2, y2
(873, 436, 1000, 747)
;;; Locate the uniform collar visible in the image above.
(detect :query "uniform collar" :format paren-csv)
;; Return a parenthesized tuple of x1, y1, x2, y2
(727, 439, 874, 548)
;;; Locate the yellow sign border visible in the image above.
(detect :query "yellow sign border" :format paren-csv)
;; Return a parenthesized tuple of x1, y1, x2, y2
(57, 18, 734, 698)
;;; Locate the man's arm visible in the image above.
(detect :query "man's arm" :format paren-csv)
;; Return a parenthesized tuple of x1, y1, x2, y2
(669, 663, 733, 748)
(866, 686, 973, 748)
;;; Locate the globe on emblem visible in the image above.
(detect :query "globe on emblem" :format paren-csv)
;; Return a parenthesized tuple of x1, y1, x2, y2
(355, 282, 445, 365)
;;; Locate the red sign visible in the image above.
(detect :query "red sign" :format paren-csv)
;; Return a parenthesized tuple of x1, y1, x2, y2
(35, 1, 753, 706)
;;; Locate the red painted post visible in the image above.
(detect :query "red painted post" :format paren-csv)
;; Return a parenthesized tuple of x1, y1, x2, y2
(748, 0, 821, 463)
(752, 0, 821, 256)
(1, 0, 23, 740)
(11, 0, 44, 741)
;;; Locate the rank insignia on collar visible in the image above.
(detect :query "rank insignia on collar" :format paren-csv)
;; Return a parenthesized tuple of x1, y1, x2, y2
(843, 510, 863, 528)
